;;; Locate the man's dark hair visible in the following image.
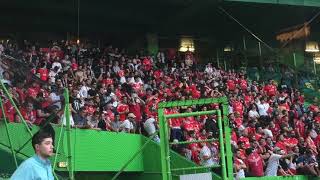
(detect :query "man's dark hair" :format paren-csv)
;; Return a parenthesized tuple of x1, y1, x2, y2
(31, 131, 52, 151)
(245, 148, 253, 155)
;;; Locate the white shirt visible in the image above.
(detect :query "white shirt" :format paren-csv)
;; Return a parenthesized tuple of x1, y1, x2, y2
(248, 110, 260, 119)
(50, 92, 61, 109)
(79, 85, 90, 98)
(200, 146, 214, 167)
(143, 118, 156, 135)
(263, 128, 273, 138)
(265, 154, 282, 176)
(257, 102, 270, 116)
(205, 66, 213, 74)
(120, 119, 133, 132)
(236, 159, 246, 179)
(0, 44, 3, 55)
(48, 70, 58, 84)
(52, 62, 62, 73)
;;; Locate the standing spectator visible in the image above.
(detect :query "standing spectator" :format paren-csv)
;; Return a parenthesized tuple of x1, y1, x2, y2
(199, 142, 214, 167)
(265, 147, 296, 176)
(143, 117, 159, 143)
(120, 113, 135, 133)
(246, 148, 264, 177)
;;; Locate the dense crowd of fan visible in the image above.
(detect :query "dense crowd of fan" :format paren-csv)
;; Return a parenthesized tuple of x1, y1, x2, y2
(0, 40, 319, 178)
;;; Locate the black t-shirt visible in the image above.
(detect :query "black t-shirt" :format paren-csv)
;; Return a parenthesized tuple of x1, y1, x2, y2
(70, 96, 81, 113)
(88, 89, 97, 97)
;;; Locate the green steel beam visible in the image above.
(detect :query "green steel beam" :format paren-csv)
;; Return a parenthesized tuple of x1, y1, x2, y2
(171, 165, 221, 171)
(53, 111, 66, 180)
(111, 131, 159, 180)
(158, 97, 228, 108)
(159, 108, 172, 180)
(224, 0, 320, 7)
(169, 138, 218, 145)
(64, 89, 74, 180)
(217, 110, 227, 180)
(0, 81, 33, 137)
(0, 98, 18, 168)
(164, 110, 218, 119)
(222, 103, 234, 180)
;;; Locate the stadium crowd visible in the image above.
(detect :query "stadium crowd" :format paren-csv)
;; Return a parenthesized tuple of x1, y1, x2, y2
(0, 39, 319, 178)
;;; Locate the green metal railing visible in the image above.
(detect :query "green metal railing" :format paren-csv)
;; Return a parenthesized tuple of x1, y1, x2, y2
(158, 97, 233, 180)
(0, 98, 18, 168)
(0, 85, 74, 180)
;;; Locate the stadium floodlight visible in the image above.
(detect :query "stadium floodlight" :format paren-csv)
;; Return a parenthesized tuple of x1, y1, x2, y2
(223, 45, 233, 52)
(305, 41, 319, 52)
(179, 37, 195, 52)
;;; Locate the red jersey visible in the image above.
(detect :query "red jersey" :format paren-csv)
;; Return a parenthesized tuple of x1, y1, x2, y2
(244, 95, 253, 106)
(270, 124, 280, 138)
(0, 99, 15, 122)
(183, 120, 194, 132)
(264, 84, 277, 96)
(238, 136, 250, 149)
(129, 103, 142, 122)
(234, 117, 243, 128)
(20, 109, 37, 123)
(309, 104, 319, 113)
(27, 87, 40, 98)
(102, 78, 114, 86)
(232, 101, 243, 116)
(239, 79, 248, 90)
(117, 103, 129, 121)
(71, 63, 78, 70)
(295, 120, 305, 138)
(37, 68, 49, 81)
(118, 70, 125, 77)
(227, 80, 236, 91)
(104, 110, 115, 121)
(246, 152, 264, 177)
(142, 58, 152, 71)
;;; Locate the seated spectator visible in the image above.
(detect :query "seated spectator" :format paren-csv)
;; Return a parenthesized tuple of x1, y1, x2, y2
(119, 113, 135, 133)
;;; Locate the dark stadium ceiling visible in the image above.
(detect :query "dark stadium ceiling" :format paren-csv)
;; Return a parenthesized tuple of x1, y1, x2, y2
(1, 0, 320, 40)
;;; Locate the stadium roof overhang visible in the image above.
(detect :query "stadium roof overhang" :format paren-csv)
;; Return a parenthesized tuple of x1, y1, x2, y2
(224, 0, 320, 7)
(0, 0, 320, 44)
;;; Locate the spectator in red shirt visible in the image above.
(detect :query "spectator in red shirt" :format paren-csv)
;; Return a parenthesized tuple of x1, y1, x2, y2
(245, 148, 264, 177)
(116, 97, 129, 121)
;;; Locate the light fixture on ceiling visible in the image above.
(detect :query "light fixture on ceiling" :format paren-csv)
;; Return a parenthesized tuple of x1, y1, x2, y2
(223, 45, 233, 52)
(179, 37, 195, 52)
(305, 41, 319, 52)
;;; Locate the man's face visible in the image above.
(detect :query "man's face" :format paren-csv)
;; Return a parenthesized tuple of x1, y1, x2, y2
(36, 138, 54, 158)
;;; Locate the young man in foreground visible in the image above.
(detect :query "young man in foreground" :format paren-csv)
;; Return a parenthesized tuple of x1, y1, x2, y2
(11, 131, 54, 180)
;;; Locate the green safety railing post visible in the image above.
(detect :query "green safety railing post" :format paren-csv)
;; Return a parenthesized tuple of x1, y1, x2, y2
(164, 110, 218, 119)
(52, 108, 67, 180)
(217, 110, 227, 180)
(171, 165, 221, 172)
(0, 81, 33, 137)
(158, 97, 233, 180)
(223, 103, 234, 180)
(64, 88, 74, 180)
(159, 107, 172, 180)
(111, 130, 160, 180)
(0, 97, 18, 168)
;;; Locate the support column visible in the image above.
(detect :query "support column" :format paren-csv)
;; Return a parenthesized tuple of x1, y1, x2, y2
(158, 108, 171, 180)
(146, 33, 159, 56)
